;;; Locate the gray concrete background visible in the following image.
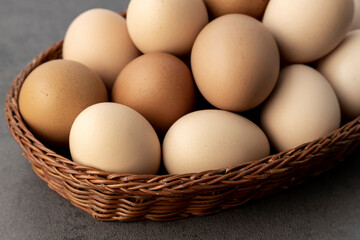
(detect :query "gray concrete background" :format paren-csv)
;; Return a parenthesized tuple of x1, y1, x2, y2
(1, 0, 360, 239)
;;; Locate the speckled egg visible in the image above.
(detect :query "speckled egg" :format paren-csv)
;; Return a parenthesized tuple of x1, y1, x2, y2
(18, 59, 108, 147)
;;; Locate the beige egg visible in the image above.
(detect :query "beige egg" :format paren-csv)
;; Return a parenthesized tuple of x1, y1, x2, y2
(318, 30, 360, 120)
(263, 0, 354, 63)
(69, 103, 161, 174)
(18, 60, 108, 147)
(261, 65, 341, 152)
(126, 0, 208, 56)
(191, 14, 279, 112)
(63, 8, 140, 91)
(204, 0, 269, 19)
(163, 110, 270, 174)
(350, 0, 360, 30)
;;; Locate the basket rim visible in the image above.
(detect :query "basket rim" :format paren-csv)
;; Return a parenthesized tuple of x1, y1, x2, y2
(4, 39, 360, 196)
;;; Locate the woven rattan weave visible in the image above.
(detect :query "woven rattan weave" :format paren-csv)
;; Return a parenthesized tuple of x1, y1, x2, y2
(5, 33, 360, 222)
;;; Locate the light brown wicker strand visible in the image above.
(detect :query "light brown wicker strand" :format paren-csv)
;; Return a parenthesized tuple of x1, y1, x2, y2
(4, 39, 360, 221)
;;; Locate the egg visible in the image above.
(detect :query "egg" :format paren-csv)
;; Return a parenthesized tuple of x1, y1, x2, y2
(191, 14, 280, 112)
(63, 8, 140, 91)
(163, 110, 270, 174)
(18, 60, 108, 147)
(69, 103, 161, 174)
(112, 53, 196, 135)
(350, 0, 360, 30)
(263, 0, 354, 63)
(317, 30, 360, 120)
(204, 0, 269, 19)
(126, 0, 208, 55)
(261, 65, 341, 152)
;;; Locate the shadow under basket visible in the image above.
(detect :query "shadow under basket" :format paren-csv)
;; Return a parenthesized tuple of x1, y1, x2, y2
(4, 39, 360, 221)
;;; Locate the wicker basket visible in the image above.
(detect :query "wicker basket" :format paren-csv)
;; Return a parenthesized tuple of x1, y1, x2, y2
(5, 34, 360, 222)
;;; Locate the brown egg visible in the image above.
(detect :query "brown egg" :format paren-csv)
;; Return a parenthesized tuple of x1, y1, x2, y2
(112, 53, 196, 134)
(126, 0, 208, 55)
(19, 60, 108, 147)
(191, 14, 280, 112)
(204, 0, 269, 19)
(263, 0, 354, 63)
(63, 8, 140, 91)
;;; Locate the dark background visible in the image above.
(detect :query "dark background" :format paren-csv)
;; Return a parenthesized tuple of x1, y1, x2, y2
(1, 0, 360, 239)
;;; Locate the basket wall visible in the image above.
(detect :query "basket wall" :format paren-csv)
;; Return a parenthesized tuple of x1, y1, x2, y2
(5, 40, 360, 221)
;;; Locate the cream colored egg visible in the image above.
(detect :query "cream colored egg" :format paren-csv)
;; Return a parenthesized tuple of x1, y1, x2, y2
(350, 0, 360, 30)
(191, 14, 279, 112)
(261, 65, 341, 152)
(63, 8, 140, 91)
(318, 30, 360, 120)
(69, 103, 161, 174)
(263, 0, 354, 63)
(163, 110, 270, 174)
(126, 0, 208, 55)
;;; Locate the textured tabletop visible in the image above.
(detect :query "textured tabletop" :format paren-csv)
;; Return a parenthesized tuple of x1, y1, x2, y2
(1, 1, 360, 239)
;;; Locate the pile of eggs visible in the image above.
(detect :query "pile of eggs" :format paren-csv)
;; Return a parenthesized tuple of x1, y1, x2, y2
(18, 0, 360, 175)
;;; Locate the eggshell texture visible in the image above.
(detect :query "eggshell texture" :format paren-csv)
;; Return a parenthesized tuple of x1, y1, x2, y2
(350, 0, 360, 30)
(69, 103, 161, 174)
(112, 53, 196, 134)
(191, 14, 280, 112)
(18, 60, 108, 147)
(126, 0, 208, 56)
(163, 110, 270, 174)
(63, 8, 140, 91)
(261, 65, 341, 152)
(263, 0, 354, 63)
(318, 30, 360, 120)
(204, 0, 269, 19)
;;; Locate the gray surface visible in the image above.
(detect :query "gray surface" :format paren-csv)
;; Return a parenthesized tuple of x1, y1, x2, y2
(1, 1, 360, 239)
